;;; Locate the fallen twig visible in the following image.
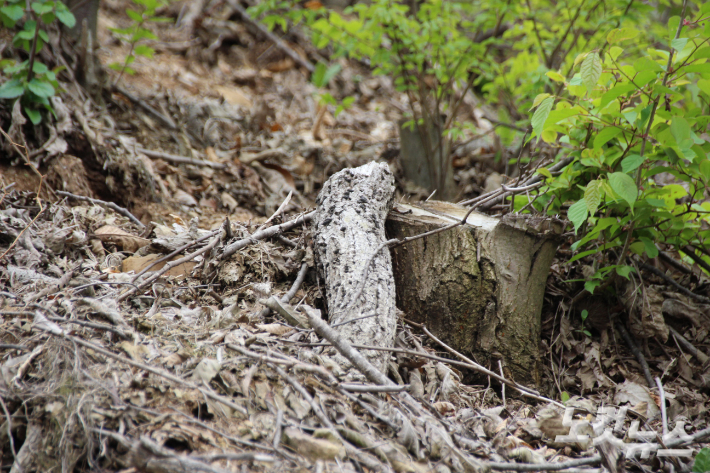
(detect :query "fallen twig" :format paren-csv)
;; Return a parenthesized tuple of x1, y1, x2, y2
(118, 228, 225, 302)
(136, 146, 227, 170)
(225, 0, 315, 73)
(638, 262, 710, 304)
(668, 325, 709, 364)
(35, 315, 249, 416)
(616, 321, 654, 388)
(221, 211, 314, 260)
(57, 190, 146, 230)
(112, 84, 177, 130)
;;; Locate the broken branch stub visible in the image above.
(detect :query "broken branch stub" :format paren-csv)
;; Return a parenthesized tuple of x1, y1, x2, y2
(386, 201, 563, 386)
(314, 162, 397, 374)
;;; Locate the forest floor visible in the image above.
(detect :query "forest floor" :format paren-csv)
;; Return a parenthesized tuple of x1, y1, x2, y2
(1, 0, 709, 472)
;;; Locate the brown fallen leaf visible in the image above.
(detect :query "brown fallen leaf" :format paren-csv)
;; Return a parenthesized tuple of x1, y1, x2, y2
(94, 225, 150, 253)
(122, 254, 196, 278)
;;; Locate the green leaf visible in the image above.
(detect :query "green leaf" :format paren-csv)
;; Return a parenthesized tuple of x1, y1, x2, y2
(531, 97, 554, 140)
(56, 2, 76, 27)
(584, 180, 602, 216)
(608, 172, 638, 210)
(639, 237, 659, 258)
(693, 447, 710, 472)
(585, 280, 601, 295)
(134, 44, 155, 58)
(593, 127, 622, 149)
(31, 2, 53, 15)
(607, 28, 639, 44)
(537, 167, 552, 179)
(56, 8, 75, 27)
(599, 83, 635, 109)
(671, 117, 692, 148)
(633, 57, 663, 73)
(561, 392, 570, 403)
(621, 154, 644, 173)
(127, 9, 143, 22)
(568, 199, 588, 233)
(581, 52, 601, 91)
(1, 5, 24, 22)
(0, 79, 25, 99)
(27, 79, 54, 98)
(671, 38, 688, 52)
(24, 106, 41, 125)
(616, 265, 634, 279)
(546, 71, 565, 83)
(700, 160, 710, 182)
(311, 62, 341, 88)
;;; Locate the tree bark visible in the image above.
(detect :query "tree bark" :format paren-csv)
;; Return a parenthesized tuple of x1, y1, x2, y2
(386, 201, 563, 386)
(314, 162, 397, 374)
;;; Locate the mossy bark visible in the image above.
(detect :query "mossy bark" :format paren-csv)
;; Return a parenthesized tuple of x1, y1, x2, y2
(386, 201, 562, 387)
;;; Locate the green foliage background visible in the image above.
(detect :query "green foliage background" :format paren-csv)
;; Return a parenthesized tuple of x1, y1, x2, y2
(250, 0, 710, 295)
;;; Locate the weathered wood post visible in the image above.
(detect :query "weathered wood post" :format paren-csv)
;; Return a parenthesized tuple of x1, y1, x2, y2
(314, 162, 397, 374)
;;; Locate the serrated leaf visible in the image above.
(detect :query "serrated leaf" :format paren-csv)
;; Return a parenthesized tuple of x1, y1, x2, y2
(584, 180, 602, 216)
(568, 199, 588, 233)
(621, 154, 644, 173)
(608, 172, 637, 210)
(581, 52, 601, 91)
(531, 97, 554, 140)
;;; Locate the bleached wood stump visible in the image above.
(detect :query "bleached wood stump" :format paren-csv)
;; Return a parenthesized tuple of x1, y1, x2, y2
(314, 162, 397, 374)
(386, 201, 563, 386)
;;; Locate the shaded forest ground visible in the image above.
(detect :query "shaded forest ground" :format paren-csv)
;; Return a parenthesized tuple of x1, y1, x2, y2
(1, 0, 709, 472)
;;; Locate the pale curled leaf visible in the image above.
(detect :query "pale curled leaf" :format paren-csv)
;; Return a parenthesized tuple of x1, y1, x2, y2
(584, 180, 602, 216)
(581, 52, 602, 91)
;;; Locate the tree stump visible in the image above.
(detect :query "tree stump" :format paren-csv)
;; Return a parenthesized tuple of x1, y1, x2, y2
(386, 201, 563, 386)
(314, 162, 397, 374)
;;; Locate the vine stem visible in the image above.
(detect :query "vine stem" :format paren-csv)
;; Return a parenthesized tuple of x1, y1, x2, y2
(25, 0, 41, 84)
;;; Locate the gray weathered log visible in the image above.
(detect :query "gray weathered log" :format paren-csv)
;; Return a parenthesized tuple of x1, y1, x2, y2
(314, 162, 397, 373)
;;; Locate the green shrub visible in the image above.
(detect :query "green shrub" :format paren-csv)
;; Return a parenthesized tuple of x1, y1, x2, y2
(0, 0, 75, 124)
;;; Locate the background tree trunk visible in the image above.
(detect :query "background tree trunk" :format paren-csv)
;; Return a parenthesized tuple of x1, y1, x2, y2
(398, 118, 457, 201)
(386, 201, 563, 387)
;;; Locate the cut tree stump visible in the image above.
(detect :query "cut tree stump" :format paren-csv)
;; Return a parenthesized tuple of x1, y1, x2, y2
(314, 162, 397, 375)
(386, 201, 563, 386)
